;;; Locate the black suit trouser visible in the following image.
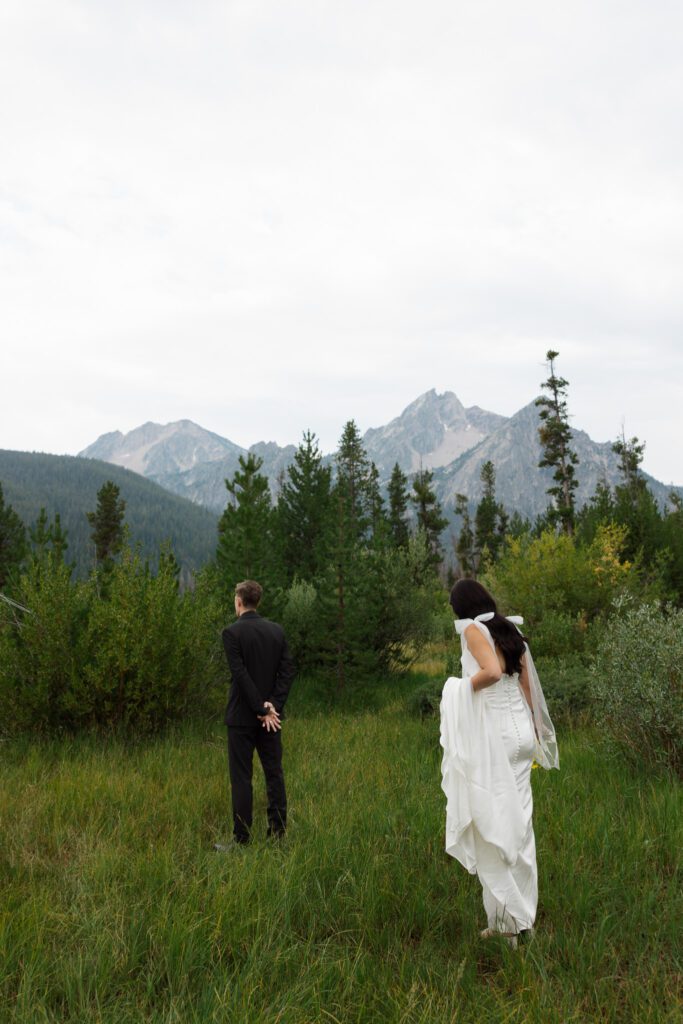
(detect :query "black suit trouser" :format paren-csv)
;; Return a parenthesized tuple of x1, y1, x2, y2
(227, 725, 287, 842)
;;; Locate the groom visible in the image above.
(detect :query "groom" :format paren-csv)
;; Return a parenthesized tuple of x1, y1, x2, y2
(218, 580, 295, 847)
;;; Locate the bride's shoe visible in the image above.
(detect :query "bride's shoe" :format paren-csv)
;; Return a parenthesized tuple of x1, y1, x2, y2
(480, 927, 518, 949)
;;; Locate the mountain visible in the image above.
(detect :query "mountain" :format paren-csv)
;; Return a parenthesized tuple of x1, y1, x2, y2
(80, 419, 244, 478)
(77, 392, 680, 521)
(363, 390, 507, 477)
(0, 450, 218, 578)
(432, 399, 678, 521)
(80, 420, 296, 513)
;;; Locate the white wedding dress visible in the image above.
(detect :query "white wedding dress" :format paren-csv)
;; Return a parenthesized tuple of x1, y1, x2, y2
(440, 614, 559, 934)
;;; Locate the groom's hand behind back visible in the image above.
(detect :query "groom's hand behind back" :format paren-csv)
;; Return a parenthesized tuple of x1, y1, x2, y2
(258, 702, 282, 732)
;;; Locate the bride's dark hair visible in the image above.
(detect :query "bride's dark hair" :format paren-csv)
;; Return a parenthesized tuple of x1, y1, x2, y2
(449, 578, 528, 676)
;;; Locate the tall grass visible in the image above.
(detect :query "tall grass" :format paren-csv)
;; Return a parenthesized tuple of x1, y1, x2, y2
(1, 682, 680, 1023)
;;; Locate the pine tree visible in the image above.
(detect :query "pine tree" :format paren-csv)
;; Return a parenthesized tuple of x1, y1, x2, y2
(411, 467, 448, 568)
(388, 463, 410, 548)
(366, 462, 388, 544)
(454, 493, 476, 576)
(611, 433, 662, 562)
(335, 420, 372, 538)
(29, 508, 51, 562)
(87, 481, 126, 565)
(576, 477, 615, 543)
(536, 350, 579, 535)
(0, 482, 26, 589)
(216, 454, 274, 594)
(277, 430, 332, 583)
(612, 432, 646, 498)
(51, 513, 69, 563)
(474, 460, 506, 564)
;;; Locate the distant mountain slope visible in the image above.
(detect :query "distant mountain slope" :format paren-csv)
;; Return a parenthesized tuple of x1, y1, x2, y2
(80, 421, 297, 513)
(433, 399, 679, 521)
(0, 450, 218, 577)
(80, 419, 243, 478)
(77, 390, 681, 521)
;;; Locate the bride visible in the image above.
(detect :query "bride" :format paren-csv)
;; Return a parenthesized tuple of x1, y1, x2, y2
(440, 579, 559, 946)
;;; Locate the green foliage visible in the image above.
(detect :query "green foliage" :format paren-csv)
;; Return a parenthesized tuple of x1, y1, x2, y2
(280, 578, 325, 675)
(0, 548, 225, 735)
(591, 601, 683, 775)
(473, 460, 508, 570)
(454, 492, 475, 576)
(411, 467, 448, 569)
(216, 454, 274, 595)
(536, 349, 579, 535)
(387, 462, 410, 548)
(483, 524, 644, 658)
(87, 481, 126, 565)
(0, 450, 217, 578)
(533, 655, 593, 723)
(0, 555, 89, 732)
(0, 480, 26, 589)
(276, 431, 332, 584)
(0, 722, 679, 1023)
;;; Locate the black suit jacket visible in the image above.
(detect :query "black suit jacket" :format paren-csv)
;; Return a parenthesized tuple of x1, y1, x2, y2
(222, 611, 296, 727)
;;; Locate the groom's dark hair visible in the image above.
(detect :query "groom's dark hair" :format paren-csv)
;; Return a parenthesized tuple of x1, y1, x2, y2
(235, 580, 263, 609)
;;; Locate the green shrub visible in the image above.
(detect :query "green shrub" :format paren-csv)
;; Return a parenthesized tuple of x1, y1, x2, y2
(281, 578, 325, 675)
(406, 679, 443, 717)
(0, 556, 90, 733)
(483, 524, 646, 657)
(0, 551, 226, 735)
(534, 654, 593, 723)
(591, 601, 683, 775)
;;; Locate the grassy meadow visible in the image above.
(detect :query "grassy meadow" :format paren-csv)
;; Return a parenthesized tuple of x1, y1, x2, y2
(1, 674, 681, 1024)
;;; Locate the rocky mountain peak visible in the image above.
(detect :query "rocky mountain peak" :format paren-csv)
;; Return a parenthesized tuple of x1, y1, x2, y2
(363, 390, 504, 476)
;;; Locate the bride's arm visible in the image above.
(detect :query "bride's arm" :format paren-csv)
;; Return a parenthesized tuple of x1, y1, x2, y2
(465, 625, 502, 692)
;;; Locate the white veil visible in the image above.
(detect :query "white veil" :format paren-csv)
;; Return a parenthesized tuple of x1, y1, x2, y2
(457, 612, 559, 771)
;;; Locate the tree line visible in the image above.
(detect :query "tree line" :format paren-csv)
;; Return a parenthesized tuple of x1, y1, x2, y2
(2, 351, 682, 734)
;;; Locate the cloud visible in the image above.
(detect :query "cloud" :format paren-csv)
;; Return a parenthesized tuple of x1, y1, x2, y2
(1, 0, 682, 482)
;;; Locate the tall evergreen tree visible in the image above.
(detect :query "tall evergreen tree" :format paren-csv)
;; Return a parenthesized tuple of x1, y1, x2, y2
(411, 467, 448, 568)
(576, 476, 615, 543)
(0, 482, 26, 589)
(335, 420, 373, 537)
(51, 513, 69, 563)
(29, 508, 51, 562)
(366, 462, 388, 544)
(216, 454, 273, 593)
(536, 349, 579, 535)
(388, 462, 410, 548)
(327, 421, 371, 691)
(474, 460, 506, 564)
(454, 493, 476, 577)
(87, 481, 126, 565)
(29, 508, 70, 566)
(611, 433, 662, 562)
(277, 430, 332, 583)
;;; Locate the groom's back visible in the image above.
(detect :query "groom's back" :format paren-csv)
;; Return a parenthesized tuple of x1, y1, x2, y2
(222, 611, 293, 726)
(230, 612, 285, 682)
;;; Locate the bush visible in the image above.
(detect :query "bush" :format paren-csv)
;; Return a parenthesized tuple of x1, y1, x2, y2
(0, 551, 226, 735)
(591, 601, 683, 775)
(406, 678, 444, 717)
(534, 655, 593, 723)
(281, 579, 325, 675)
(0, 556, 90, 732)
(483, 524, 645, 657)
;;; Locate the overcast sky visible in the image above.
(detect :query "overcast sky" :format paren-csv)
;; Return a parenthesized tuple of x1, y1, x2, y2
(2, 0, 682, 483)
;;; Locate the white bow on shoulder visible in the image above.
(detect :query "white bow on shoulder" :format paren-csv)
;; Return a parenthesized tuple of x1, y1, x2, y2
(454, 612, 523, 635)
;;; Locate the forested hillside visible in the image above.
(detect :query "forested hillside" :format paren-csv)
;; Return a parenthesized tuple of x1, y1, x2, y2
(0, 450, 218, 576)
